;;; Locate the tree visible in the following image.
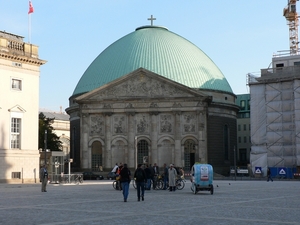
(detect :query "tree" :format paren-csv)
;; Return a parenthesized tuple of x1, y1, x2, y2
(39, 112, 62, 151)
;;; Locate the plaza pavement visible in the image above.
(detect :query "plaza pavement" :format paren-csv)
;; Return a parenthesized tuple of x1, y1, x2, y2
(0, 179, 299, 225)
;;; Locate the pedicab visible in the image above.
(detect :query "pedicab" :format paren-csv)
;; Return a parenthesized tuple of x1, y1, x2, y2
(190, 163, 214, 195)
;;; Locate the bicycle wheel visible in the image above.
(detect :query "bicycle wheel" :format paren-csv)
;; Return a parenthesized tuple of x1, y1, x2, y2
(75, 178, 79, 185)
(64, 176, 70, 184)
(112, 181, 118, 190)
(176, 179, 185, 190)
(156, 180, 164, 190)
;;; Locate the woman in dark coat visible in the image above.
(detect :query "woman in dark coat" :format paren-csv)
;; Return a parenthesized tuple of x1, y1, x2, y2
(119, 163, 131, 202)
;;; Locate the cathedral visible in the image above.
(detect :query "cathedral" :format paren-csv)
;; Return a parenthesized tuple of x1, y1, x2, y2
(66, 23, 238, 175)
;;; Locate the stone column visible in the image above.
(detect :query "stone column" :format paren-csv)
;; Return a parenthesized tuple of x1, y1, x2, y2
(174, 111, 181, 166)
(198, 110, 208, 163)
(104, 113, 112, 169)
(127, 112, 135, 168)
(150, 113, 158, 165)
(80, 113, 89, 169)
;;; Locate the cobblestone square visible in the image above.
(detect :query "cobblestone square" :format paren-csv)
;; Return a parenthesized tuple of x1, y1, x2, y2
(0, 180, 299, 225)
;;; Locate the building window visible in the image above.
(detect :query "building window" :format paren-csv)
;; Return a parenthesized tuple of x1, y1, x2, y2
(11, 118, 21, 149)
(11, 172, 21, 179)
(240, 100, 245, 110)
(294, 61, 300, 66)
(239, 149, 247, 162)
(91, 141, 102, 172)
(137, 140, 149, 165)
(247, 100, 250, 110)
(249, 136, 251, 143)
(238, 124, 241, 131)
(276, 63, 284, 68)
(243, 124, 247, 131)
(238, 137, 241, 143)
(244, 136, 247, 143)
(12, 79, 22, 91)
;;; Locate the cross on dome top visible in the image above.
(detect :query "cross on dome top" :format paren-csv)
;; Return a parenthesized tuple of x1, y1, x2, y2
(148, 15, 156, 26)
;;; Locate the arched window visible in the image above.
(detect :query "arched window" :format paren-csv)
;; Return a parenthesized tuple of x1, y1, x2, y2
(137, 140, 148, 165)
(184, 139, 196, 171)
(224, 125, 229, 160)
(91, 141, 102, 171)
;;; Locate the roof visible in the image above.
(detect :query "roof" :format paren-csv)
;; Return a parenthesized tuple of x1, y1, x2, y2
(41, 112, 70, 121)
(72, 26, 233, 96)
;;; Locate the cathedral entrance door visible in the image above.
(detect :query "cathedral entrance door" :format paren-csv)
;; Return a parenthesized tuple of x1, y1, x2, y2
(184, 139, 196, 171)
(137, 140, 149, 165)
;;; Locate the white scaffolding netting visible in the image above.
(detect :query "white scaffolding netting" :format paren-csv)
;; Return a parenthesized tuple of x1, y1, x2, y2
(250, 79, 300, 176)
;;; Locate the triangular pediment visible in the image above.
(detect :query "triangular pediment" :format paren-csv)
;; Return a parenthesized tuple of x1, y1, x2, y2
(8, 105, 26, 113)
(76, 68, 209, 102)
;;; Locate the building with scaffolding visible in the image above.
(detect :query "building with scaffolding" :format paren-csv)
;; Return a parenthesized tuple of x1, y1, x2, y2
(248, 1, 300, 178)
(248, 52, 300, 178)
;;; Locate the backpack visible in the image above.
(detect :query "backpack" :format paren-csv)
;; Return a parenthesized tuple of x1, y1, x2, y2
(136, 169, 144, 181)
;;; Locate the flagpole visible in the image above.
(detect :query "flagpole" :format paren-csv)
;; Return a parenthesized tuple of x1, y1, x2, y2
(28, 1, 34, 43)
(28, 14, 31, 43)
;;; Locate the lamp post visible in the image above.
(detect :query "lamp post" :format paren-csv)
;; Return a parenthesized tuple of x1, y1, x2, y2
(44, 130, 47, 165)
(234, 146, 237, 181)
(135, 136, 138, 169)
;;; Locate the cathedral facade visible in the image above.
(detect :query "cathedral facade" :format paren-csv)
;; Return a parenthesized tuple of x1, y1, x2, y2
(67, 25, 238, 175)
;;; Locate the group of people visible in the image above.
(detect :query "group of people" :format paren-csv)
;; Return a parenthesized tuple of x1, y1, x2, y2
(39, 161, 184, 202)
(112, 162, 184, 202)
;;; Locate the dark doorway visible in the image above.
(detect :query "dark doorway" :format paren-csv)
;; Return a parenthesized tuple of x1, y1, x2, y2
(184, 139, 196, 171)
(91, 141, 102, 171)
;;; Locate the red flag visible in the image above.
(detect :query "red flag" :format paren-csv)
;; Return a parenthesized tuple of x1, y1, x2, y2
(28, 1, 34, 14)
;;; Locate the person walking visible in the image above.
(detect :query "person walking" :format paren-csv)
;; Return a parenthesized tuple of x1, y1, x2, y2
(116, 163, 124, 190)
(40, 164, 48, 192)
(267, 168, 273, 182)
(149, 164, 155, 189)
(144, 165, 152, 190)
(119, 163, 131, 202)
(134, 164, 146, 201)
(163, 163, 168, 190)
(153, 163, 159, 176)
(168, 164, 177, 191)
(152, 163, 159, 189)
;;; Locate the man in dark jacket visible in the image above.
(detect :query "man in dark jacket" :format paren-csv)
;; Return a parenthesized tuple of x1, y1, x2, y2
(144, 164, 152, 190)
(134, 164, 146, 201)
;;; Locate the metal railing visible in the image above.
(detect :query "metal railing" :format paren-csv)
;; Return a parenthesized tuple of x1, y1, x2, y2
(261, 65, 300, 75)
(49, 173, 82, 184)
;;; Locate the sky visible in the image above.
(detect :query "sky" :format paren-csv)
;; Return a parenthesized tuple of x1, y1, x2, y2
(1, 1, 292, 112)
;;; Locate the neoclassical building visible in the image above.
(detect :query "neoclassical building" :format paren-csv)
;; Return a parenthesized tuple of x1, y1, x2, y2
(66, 25, 238, 175)
(0, 31, 46, 183)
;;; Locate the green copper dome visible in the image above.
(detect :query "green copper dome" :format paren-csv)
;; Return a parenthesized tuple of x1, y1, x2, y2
(73, 26, 233, 96)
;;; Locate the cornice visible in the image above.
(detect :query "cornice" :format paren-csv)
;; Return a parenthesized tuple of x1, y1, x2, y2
(0, 52, 47, 66)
